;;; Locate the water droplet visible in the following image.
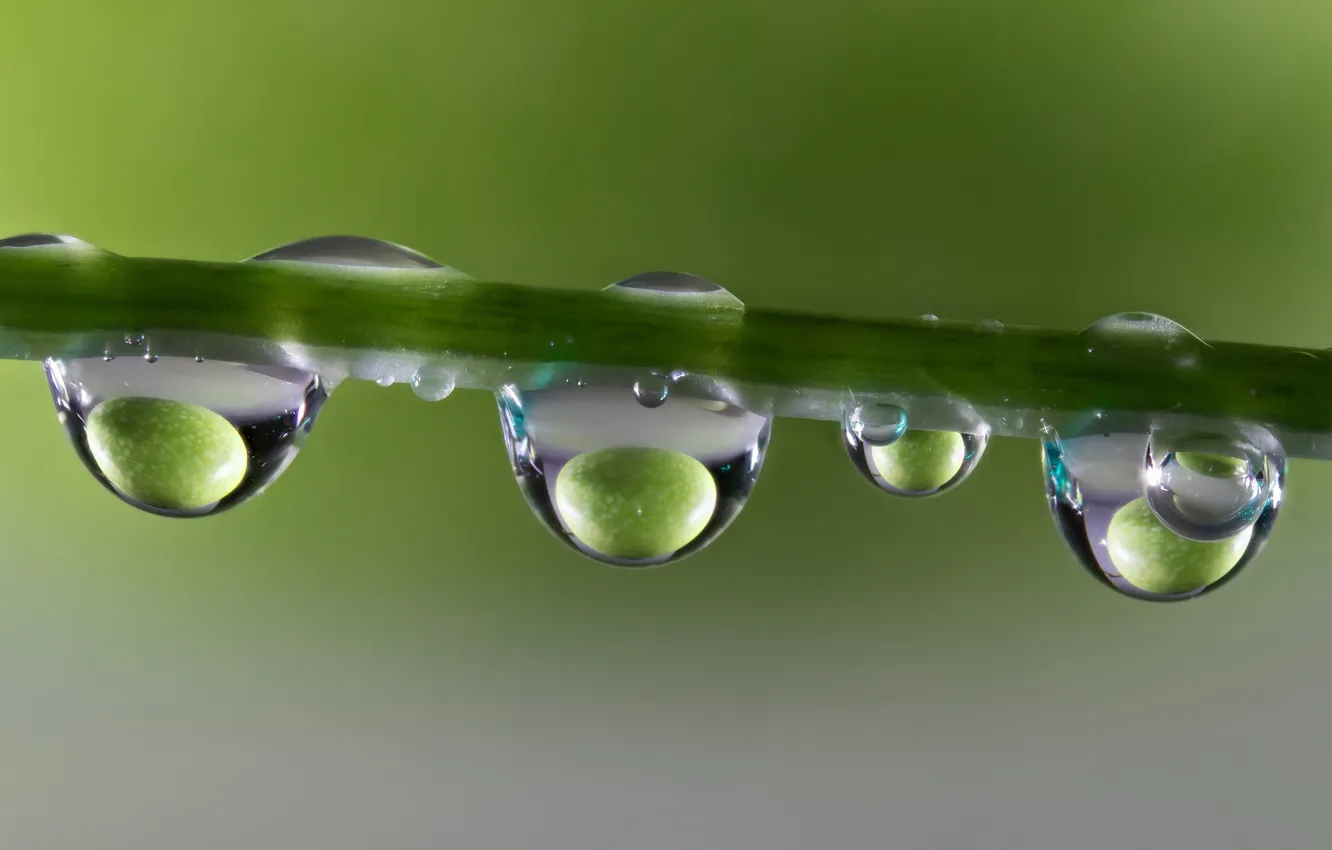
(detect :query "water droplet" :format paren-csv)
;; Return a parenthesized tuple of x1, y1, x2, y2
(498, 375, 771, 566)
(844, 405, 988, 498)
(246, 235, 470, 277)
(375, 375, 394, 388)
(920, 313, 940, 323)
(1143, 432, 1278, 542)
(0, 233, 93, 249)
(194, 355, 205, 363)
(124, 334, 144, 346)
(102, 354, 115, 362)
(1082, 313, 1203, 349)
(843, 403, 907, 446)
(143, 353, 158, 364)
(633, 377, 669, 409)
(976, 319, 1004, 334)
(45, 357, 327, 517)
(605, 271, 744, 312)
(410, 365, 455, 402)
(1043, 430, 1283, 601)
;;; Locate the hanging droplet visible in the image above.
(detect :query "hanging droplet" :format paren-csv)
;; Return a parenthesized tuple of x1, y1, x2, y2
(632, 376, 670, 409)
(1043, 429, 1283, 601)
(499, 380, 771, 567)
(46, 357, 327, 517)
(143, 352, 158, 364)
(843, 404, 987, 498)
(247, 234, 470, 276)
(500, 274, 766, 566)
(375, 375, 394, 388)
(1142, 432, 1277, 542)
(410, 365, 456, 402)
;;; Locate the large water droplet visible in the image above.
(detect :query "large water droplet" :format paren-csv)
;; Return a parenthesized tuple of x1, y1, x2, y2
(46, 357, 327, 517)
(1043, 430, 1283, 601)
(843, 404, 987, 498)
(499, 378, 771, 566)
(247, 235, 469, 276)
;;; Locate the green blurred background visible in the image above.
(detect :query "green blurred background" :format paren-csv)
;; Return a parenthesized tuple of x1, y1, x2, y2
(2, 1, 1331, 846)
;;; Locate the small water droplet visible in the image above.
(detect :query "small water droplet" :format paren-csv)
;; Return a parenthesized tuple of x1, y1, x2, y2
(976, 319, 1004, 334)
(102, 354, 115, 362)
(124, 334, 144, 346)
(0, 233, 91, 249)
(143, 353, 158, 364)
(410, 365, 455, 402)
(843, 403, 907, 446)
(920, 313, 940, 323)
(844, 404, 988, 498)
(605, 271, 744, 312)
(246, 235, 470, 277)
(375, 375, 394, 388)
(1082, 312, 1203, 349)
(194, 355, 205, 363)
(1043, 429, 1283, 601)
(44, 357, 328, 517)
(633, 377, 670, 409)
(499, 366, 769, 567)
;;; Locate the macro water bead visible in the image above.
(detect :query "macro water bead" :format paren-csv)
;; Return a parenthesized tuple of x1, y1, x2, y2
(842, 403, 988, 498)
(498, 271, 771, 567)
(555, 447, 718, 561)
(86, 397, 248, 512)
(1044, 429, 1283, 601)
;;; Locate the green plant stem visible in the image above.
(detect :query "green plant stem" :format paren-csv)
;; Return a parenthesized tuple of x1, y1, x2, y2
(1, 249, 1329, 455)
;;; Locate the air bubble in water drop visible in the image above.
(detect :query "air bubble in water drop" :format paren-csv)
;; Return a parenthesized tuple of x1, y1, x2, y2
(1044, 429, 1283, 601)
(46, 357, 327, 517)
(498, 273, 768, 567)
(633, 377, 670, 409)
(843, 403, 987, 498)
(410, 366, 456, 402)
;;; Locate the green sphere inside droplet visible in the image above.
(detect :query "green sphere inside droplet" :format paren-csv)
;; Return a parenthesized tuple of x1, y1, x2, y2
(86, 397, 248, 512)
(1175, 451, 1247, 478)
(869, 430, 966, 493)
(555, 446, 717, 561)
(1106, 497, 1251, 595)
